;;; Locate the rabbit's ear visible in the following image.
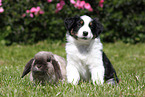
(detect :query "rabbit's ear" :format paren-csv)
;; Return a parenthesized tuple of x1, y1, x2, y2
(51, 56, 63, 80)
(21, 58, 34, 78)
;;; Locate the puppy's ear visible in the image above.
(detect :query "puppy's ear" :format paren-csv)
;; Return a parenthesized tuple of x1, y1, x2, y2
(64, 16, 79, 31)
(51, 55, 63, 80)
(92, 18, 103, 38)
(21, 58, 34, 78)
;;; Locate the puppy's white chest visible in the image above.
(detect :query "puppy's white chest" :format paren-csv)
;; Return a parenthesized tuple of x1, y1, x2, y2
(66, 43, 89, 61)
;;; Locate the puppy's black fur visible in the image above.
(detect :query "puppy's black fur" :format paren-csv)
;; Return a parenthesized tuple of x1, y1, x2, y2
(103, 52, 119, 83)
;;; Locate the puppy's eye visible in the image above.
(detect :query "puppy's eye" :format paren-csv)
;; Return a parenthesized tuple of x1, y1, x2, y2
(80, 20, 84, 25)
(77, 20, 84, 27)
(89, 22, 92, 26)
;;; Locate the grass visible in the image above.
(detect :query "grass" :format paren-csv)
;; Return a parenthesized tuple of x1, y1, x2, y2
(0, 40, 144, 97)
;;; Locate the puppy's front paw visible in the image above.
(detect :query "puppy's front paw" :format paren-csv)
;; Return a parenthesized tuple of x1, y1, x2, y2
(106, 78, 117, 85)
(66, 65, 80, 85)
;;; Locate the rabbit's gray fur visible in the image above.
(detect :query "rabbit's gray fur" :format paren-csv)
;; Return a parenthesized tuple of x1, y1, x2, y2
(21, 51, 66, 84)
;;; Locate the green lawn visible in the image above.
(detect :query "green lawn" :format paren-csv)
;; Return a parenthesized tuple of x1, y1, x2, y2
(0, 41, 144, 97)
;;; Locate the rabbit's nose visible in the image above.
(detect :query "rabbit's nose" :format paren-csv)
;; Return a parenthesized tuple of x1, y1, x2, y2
(37, 65, 42, 68)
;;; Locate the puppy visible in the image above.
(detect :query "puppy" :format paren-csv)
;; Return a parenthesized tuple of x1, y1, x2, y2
(21, 51, 66, 84)
(64, 15, 119, 85)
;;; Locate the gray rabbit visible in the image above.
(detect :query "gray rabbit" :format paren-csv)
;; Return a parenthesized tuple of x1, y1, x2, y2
(21, 51, 66, 84)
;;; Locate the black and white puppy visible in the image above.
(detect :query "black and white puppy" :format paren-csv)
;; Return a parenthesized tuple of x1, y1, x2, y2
(64, 15, 119, 85)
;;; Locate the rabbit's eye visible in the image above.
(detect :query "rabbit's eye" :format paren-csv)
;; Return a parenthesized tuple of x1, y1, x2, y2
(47, 57, 51, 62)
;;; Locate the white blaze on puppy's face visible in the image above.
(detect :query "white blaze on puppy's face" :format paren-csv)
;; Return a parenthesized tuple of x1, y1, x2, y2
(77, 15, 93, 40)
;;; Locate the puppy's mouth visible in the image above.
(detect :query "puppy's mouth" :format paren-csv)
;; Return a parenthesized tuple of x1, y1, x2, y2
(75, 36, 90, 40)
(80, 37, 88, 40)
(76, 36, 91, 41)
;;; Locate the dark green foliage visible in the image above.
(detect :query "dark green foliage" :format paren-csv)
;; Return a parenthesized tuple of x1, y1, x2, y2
(0, 0, 144, 45)
(0, 0, 67, 45)
(99, 0, 145, 43)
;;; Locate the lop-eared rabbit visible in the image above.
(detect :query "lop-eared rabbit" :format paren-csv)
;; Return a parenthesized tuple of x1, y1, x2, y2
(21, 51, 66, 84)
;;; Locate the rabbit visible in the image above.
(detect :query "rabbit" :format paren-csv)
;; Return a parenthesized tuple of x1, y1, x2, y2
(21, 51, 66, 84)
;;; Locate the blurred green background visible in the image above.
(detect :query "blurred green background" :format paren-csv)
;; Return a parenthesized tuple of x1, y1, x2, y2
(0, 0, 145, 45)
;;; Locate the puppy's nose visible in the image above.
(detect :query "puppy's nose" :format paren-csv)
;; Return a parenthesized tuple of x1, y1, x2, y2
(83, 31, 88, 36)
